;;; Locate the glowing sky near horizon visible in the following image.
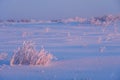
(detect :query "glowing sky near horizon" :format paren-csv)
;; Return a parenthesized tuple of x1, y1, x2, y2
(0, 0, 120, 20)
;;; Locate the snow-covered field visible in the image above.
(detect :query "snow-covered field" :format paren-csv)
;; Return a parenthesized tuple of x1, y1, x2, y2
(0, 21, 120, 80)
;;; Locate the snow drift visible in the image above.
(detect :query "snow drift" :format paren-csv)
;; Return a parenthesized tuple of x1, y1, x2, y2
(10, 41, 54, 66)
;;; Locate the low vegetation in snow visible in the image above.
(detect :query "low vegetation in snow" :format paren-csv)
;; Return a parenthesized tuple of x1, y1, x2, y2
(0, 53, 8, 61)
(10, 41, 54, 66)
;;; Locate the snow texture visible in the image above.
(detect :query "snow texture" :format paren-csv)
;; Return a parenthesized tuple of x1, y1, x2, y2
(10, 41, 53, 66)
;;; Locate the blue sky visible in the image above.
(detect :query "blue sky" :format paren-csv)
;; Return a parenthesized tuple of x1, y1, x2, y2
(0, 0, 120, 20)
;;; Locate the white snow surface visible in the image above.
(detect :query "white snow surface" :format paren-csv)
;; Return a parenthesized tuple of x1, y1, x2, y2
(0, 22, 120, 80)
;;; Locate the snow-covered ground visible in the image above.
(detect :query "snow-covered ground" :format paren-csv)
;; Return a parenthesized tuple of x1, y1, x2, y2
(0, 22, 120, 80)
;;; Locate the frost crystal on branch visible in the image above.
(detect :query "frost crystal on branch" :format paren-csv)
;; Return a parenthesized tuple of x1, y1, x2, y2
(10, 41, 53, 66)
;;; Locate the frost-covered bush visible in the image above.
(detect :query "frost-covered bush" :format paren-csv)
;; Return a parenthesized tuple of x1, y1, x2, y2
(10, 41, 53, 66)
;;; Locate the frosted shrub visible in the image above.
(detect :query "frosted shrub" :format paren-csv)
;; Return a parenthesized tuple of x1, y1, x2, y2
(10, 41, 53, 66)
